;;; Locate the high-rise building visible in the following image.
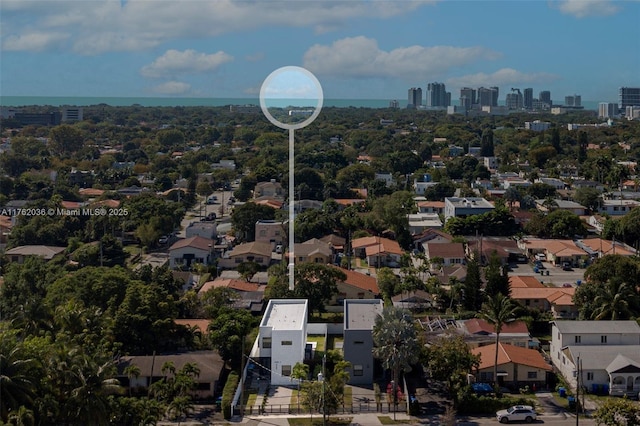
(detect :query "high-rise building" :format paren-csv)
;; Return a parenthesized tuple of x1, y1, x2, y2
(490, 87, 499, 107)
(524, 88, 533, 109)
(477, 87, 498, 107)
(565, 95, 582, 107)
(389, 100, 399, 109)
(426, 82, 450, 107)
(599, 102, 618, 119)
(460, 87, 476, 110)
(619, 87, 640, 108)
(539, 90, 552, 106)
(506, 89, 523, 110)
(407, 87, 422, 108)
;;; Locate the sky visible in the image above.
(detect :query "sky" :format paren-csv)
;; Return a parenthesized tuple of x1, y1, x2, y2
(0, 0, 639, 102)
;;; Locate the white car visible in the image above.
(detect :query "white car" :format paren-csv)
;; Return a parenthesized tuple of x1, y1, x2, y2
(496, 405, 537, 423)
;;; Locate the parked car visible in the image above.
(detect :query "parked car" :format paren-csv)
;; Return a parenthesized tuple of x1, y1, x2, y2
(202, 212, 216, 221)
(562, 262, 572, 271)
(158, 235, 169, 245)
(496, 405, 537, 423)
(275, 244, 283, 254)
(206, 195, 218, 204)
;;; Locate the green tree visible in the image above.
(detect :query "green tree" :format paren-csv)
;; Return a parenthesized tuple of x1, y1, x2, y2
(294, 264, 345, 316)
(207, 309, 256, 368)
(0, 346, 36, 422)
(424, 333, 479, 404)
(593, 397, 640, 425)
(372, 307, 419, 411)
(484, 251, 510, 299)
(478, 293, 518, 387)
(49, 124, 85, 157)
(462, 256, 483, 311)
(574, 187, 602, 213)
(230, 202, 276, 242)
(291, 362, 309, 413)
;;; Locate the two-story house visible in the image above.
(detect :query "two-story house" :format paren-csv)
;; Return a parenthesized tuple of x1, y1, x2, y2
(343, 299, 383, 385)
(550, 321, 640, 397)
(254, 299, 309, 386)
(255, 220, 286, 248)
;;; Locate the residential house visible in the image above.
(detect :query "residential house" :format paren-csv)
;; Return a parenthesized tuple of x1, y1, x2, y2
(392, 290, 433, 310)
(4, 245, 66, 264)
(577, 238, 636, 258)
(219, 241, 273, 269)
(518, 238, 589, 267)
(319, 234, 346, 253)
(351, 236, 403, 268)
(116, 352, 225, 399)
(407, 213, 443, 234)
(343, 299, 383, 384)
(253, 299, 308, 386)
(413, 181, 438, 196)
(461, 318, 534, 349)
(535, 199, 587, 215)
(293, 239, 333, 264)
(416, 201, 444, 215)
(466, 237, 524, 265)
(255, 220, 286, 248)
(550, 321, 640, 397)
(536, 178, 567, 190)
(423, 243, 465, 270)
(598, 200, 640, 216)
(444, 197, 495, 222)
(374, 173, 395, 187)
(199, 278, 265, 314)
(509, 275, 545, 289)
(185, 221, 217, 240)
(414, 229, 453, 251)
(254, 180, 285, 200)
(510, 287, 577, 319)
(169, 236, 214, 269)
(472, 343, 551, 389)
(331, 266, 380, 303)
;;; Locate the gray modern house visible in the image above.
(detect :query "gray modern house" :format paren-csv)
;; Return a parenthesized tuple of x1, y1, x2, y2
(343, 299, 383, 385)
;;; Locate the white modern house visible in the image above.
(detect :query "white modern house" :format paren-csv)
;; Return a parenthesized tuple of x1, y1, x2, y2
(550, 321, 640, 397)
(255, 299, 308, 386)
(444, 197, 494, 222)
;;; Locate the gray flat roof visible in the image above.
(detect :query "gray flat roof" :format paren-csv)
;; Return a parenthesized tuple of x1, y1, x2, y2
(565, 345, 640, 370)
(261, 299, 307, 330)
(344, 299, 383, 330)
(553, 320, 640, 334)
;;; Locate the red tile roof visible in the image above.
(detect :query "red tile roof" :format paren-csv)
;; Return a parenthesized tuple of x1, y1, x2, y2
(465, 318, 529, 335)
(199, 278, 260, 294)
(509, 276, 545, 289)
(353, 236, 403, 256)
(472, 343, 552, 371)
(169, 236, 214, 252)
(174, 319, 211, 334)
(330, 265, 379, 295)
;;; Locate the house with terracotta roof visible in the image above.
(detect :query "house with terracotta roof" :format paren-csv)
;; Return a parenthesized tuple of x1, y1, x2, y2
(518, 238, 589, 266)
(219, 241, 273, 269)
(199, 278, 266, 313)
(417, 200, 445, 215)
(466, 237, 524, 265)
(510, 286, 577, 319)
(424, 243, 465, 270)
(293, 239, 333, 264)
(352, 236, 403, 268)
(78, 188, 105, 198)
(168, 236, 215, 269)
(413, 229, 453, 251)
(330, 266, 379, 303)
(509, 275, 545, 289)
(471, 342, 552, 388)
(461, 318, 534, 349)
(577, 238, 636, 258)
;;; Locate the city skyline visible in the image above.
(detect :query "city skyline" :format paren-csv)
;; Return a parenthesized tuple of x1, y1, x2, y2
(1, 0, 638, 102)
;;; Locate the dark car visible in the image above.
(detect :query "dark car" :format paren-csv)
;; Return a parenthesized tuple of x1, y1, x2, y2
(202, 212, 217, 221)
(562, 262, 572, 271)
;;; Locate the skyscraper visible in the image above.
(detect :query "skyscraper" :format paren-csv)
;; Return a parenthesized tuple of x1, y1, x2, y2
(460, 87, 476, 110)
(619, 87, 640, 108)
(490, 87, 499, 107)
(426, 82, 451, 107)
(408, 87, 422, 108)
(539, 90, 552, 106)
(565, 95, 581, 107)
(599, 102, 618, 119)
(506, 89, 523, 110)
(524, 88, 533, 109)
(477, 87, 495, 107)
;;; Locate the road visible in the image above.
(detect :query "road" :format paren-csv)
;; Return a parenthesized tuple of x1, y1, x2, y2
(177, 189, 235, 238)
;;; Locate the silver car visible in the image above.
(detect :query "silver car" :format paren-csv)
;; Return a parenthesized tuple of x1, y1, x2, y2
(496, 405, 537, 423)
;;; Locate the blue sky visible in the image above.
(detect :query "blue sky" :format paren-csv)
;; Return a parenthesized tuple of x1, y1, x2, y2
(1, 0, 638, 102)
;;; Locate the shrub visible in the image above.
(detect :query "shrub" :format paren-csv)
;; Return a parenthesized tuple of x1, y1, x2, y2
(456, 394, 535, 414)
(222, 371, 239, 420)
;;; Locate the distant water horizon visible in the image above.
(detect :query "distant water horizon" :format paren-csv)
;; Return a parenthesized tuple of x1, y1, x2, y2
(0, 95, 602, 110)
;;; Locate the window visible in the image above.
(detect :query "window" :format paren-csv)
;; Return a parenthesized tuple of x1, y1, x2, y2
(575, 335, 581, 343)
(354, 341, 364, 345)
(254, 257, 263, 263)
(480, 372, 494, 381)
(235, 258, 243, 264)
(587, 372, 594, 381)
(527, 372, 537, 379)
(262, 337, 272, 348)
(282, 365, 291, 376)
(357, 292, 365, 299)
(281, 340, 292, 346)
(525, 300, 531, 306)
(353, 365, 364, 376)
(601, 335, 607, 344)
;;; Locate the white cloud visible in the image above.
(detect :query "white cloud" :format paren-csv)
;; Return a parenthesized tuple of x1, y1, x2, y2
(2, 31, 69, 51)
(446, 68, 559, 89)
(303, 36, 500, 79)
(0, 0, 437, 54)
(150, 81, 192, 95)
(553, 0, 620, 18)
(141, 49, 233, 78)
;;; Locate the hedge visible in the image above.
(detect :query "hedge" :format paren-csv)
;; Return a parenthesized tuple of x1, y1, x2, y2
(457, 394, 535, 414)
(222, 371, 239, 420)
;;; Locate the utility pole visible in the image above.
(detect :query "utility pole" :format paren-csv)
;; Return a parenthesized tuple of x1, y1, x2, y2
(575, 356, 581, 426)
(322, 354, 327, 426)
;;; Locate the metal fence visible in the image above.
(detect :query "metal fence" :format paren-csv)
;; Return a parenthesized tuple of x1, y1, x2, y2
(237, 402, 405, 416)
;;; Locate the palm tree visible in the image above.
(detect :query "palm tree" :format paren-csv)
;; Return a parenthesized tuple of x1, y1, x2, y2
(7, 406, 35, 426)
(478, 293, 518, 388)
(372, 307, 419, 413)
(167, 395, 193, 426)
(0, 346, 36, 422)
(592, 279, 640, 320)
(124, 365, 141, 396)
(68, 356, 122, 425)
(291, 362, 309, 413)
